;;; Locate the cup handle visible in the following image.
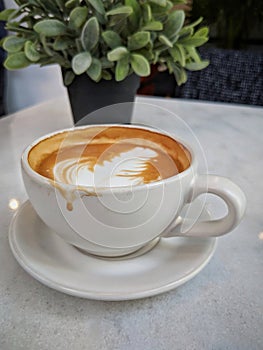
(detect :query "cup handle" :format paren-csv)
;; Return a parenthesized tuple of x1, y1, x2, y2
(164, 175, 246, 238)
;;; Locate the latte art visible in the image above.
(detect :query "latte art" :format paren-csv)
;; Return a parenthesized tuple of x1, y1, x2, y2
(53, 146, 161, 187)
(28, 126, 191, 188)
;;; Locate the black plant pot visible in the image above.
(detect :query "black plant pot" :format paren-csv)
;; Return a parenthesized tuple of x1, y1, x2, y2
(65, 73, 140, 125)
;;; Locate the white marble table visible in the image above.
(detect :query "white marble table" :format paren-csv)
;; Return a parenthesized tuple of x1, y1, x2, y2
(1, 96, 262, 350)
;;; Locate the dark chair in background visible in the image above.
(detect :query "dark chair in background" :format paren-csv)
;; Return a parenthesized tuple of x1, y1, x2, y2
(0, 0, 6, 116)
(175, 47, 263, 106)
(138, 47, 263, 106)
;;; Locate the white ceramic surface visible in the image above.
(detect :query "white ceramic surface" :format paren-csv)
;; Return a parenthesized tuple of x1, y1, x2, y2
(9, 200, 216, 300)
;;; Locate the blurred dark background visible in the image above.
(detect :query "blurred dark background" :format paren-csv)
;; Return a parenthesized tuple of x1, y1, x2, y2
(138, 0, 263, 106)
(191, 0, 263, 50)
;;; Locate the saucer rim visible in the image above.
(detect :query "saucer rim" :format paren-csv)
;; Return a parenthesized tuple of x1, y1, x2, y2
(9, 201, 217, 301)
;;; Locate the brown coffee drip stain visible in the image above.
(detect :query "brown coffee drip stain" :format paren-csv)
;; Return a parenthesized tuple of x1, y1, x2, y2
(67, 202, 73, 211)
(49, 179, 77, 211)
(28, 126, 191, 210)
(49, 179, 99, 211)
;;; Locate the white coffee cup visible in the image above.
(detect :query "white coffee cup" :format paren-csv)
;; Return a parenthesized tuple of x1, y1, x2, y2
(21, 124, 246, 257)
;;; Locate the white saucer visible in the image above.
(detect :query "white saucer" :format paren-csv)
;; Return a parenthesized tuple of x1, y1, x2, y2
(9, 201, 216, 301)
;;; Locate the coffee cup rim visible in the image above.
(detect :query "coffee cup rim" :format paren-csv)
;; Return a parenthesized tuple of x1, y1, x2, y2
(21, 124, 196, 193)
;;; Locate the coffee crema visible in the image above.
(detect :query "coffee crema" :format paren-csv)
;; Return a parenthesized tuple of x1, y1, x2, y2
(28, 126, 191, 188)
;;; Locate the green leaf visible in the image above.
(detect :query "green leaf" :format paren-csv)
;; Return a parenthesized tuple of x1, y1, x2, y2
(95, 12, 107, 25)
(101, 70, 112, 80)
(107, 6, 133, 16)
(102, 31, 122, 49)
(38, 0, 61, 16)
(153, 50, 160, 64)
(142, 21, 163, 31)
(4, 52, 31, 70)
(85, 0, 105, 15)
(86, 57, 102, 82)
(115, 56, 130, 81)
(108, 15, 128, 28)
(179, 36, 208, 47)
(125, 0, 141, 30)
(39, 57, 57, 67)
(194, 27, 209, 37)
(24, 41, 40, 62)
(178, 27, 193, 41)
(158, 34, 173, 48)
(183, 17, 203, 30)
(136, 47, 154, 61)
(53, 54, 71, 68)
(107, 47, 129, 61)
(154, 44, 168, 53)
(6, 22, 32, 35)
(53, 37, 73, 51)
(169, 44, 185, 66)
(185, 60, 209, 71)
(3, 37, 26, 53)
(142, 4, 152, 22)
(38, 52, 70, 68)
(164, 10, 185, 39)
(128, 31, 150, 51)
(39, 34, 54, 56)
(65, 0, 79, 9)
(81, 17, 100, 51)
(55, 0, 65, 12)
(185, 46, 201, 62)
(131, 53, 150, 76)
(169, 61, 187, 86)
(100, 57, 114, 69)
(150, 2, 172, 17)
(27, 0, 42, 6)
(34, 20, 67, 37)
(63, 70, 75, 86)
(149, 0, 167, 7)
(0, 9, 16, 21)
(72, 51, 92, 75)
(69, 7, 88, 29)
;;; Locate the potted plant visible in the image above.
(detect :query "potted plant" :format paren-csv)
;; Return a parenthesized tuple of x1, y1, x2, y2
(0, 0, 209, 123)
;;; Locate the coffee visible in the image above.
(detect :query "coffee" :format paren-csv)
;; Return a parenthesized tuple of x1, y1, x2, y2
(28, 126, 191, 187)
(22, 124, 246, 256)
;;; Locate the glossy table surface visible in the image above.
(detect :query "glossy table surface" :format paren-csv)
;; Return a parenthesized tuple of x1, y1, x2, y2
(1, 96, 262, 350)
